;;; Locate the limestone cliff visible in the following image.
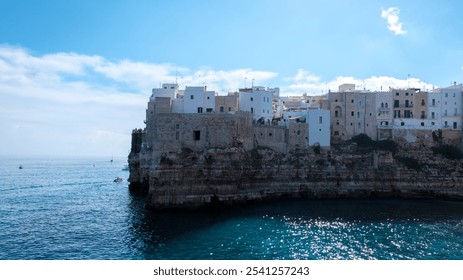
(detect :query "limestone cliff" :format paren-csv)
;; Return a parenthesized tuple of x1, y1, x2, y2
(128, 139, 463, 209)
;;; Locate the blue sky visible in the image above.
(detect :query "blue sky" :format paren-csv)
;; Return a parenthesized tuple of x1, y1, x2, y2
(1, 0, 463, 157)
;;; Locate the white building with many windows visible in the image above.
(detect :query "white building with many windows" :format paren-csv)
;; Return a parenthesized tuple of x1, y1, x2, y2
(427, 90, 442, 128)
(238, 86, 273, 124)
(439, 84, 463, 130)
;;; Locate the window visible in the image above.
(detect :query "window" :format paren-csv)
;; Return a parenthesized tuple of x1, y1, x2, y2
(431, 122, 435, 126)
(401, 122, 404, 126)
(431, 112, 435, 119)
(336, 120, 339, 125)
(220, 106, 224, 112)
(269, 132, 272, 137)
(250, 97, 253, 101)
(357, 112, 360, 119)
(334, 131, 339, 136)
(404, 110, 411, 118)
(228, 107, 231, 112)
(405, 100, 410, 107)
(432, 99, 435, 106)
(453, 93, 456, 98)
(175, 124, 180, 129)
(396, 92, 399, 96)
(421, 99, 425, 106)
(175, 131, 179, 140)
(455, 108, 458, 116)
(445, 93, 448, 97)
(206, 108, 213, 113)
(421, 111, 425, 119)
(251, 107, 254, 113)
(381, 102, 384, 108)
(405, 92, 409, 96)
(335, 110, 339, 117)
(358, 122, 361, 128)
(394, 100, 399, 108)
(385, 103, 388, 108)
(445, 121, 448, 127)
(197, 107, 203, 113)
(351, 111, 354, 116)
(358, 100, 362, 107)
(319, 116, 323, 124)
(454, 122, 458, 129)
(207, 96, 210, 100)
(193, 130, 201, 140)
(421, 122, 424, 127)
(444, 110, 447, 116)
(351, 99, 354, 103)
(190, 95, 194, 100)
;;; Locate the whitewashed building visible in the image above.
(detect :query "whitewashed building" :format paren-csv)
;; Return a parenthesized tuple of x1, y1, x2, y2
(180, 86, 216, 114)
(439, 84, 463, 130)
(307, 109, 331, 147)
(238, 86, 273, 123)
(427, 90, 442, 129)
(150, 83, 178, 101)
(281, 108, 330, 147)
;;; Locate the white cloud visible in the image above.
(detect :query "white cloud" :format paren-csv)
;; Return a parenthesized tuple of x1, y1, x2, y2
(381, 7, 407, 36)
(178, 68, 278, 94)
(0, 45, 278, 156)
(282, 69, 434, 96)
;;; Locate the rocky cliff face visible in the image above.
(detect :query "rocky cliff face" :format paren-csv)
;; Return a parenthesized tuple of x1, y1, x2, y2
(128, 141, 463, 209)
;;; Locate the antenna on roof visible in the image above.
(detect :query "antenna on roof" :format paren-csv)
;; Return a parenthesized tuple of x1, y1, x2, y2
(175, 68, 178, 85)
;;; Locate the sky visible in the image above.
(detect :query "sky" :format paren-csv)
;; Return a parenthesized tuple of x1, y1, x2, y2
(1, 0, 463, 157)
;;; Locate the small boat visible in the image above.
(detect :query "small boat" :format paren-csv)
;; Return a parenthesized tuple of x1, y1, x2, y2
(113, 177, 123, 183)
(122, 165, 129, 171)
(18, 165, 23, 169)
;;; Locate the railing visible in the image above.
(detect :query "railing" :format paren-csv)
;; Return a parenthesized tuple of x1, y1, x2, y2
(377, 125, 393, 129)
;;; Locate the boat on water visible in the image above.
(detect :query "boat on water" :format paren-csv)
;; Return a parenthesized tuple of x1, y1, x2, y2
(18, 165, 23, 169)
(122, 165, 129, 171)
(113, 177, 123, 183)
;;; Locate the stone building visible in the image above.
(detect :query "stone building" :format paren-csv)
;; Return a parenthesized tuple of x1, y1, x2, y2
(215, 92, 239, 113)
(375, 91, 393, 140)
(328, 85, 377, 141)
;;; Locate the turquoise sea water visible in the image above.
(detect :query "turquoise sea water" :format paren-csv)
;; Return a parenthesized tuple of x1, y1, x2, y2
(1, 157, 462, 260)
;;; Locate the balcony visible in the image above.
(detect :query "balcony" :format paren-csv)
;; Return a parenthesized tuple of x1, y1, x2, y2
(379, 108, 391, 113)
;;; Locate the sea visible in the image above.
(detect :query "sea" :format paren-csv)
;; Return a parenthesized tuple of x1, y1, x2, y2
(1, 157, 463, 260)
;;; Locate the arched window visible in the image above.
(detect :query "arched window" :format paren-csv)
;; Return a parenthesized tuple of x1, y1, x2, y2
(334, 106, 342, 118)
